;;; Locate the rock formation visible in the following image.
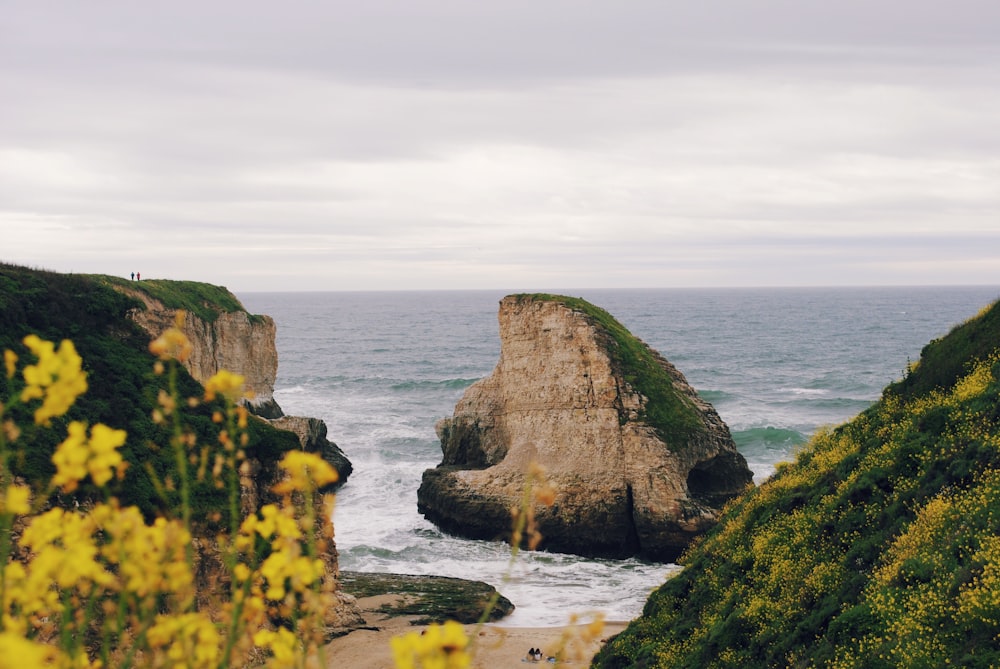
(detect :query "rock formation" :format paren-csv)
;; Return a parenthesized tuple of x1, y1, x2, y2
(268, 416, 353, 489)
(121, 286, 283, 418)
(119, 283, 364, 638)
(117, 283, 352, 485)
(418, 294, 753, 562)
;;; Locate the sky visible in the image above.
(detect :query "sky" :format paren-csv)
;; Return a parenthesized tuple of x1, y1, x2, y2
(2, 1, 999, 293)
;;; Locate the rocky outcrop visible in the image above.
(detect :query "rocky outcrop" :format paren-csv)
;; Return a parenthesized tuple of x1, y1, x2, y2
(417, 294, 753, 562)
(117, 281, 363, 636)
(268, 416, 354, 489)
(121, 286, 283, 418)
(338, 571, 514, 624)
(119, 285, 353, 480)
(231, 418, 363, 639)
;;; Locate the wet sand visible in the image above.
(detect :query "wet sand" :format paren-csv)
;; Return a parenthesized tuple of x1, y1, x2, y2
(323, 594, 626, 668)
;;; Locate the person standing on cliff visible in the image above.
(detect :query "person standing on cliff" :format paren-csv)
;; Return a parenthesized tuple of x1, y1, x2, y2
(137, 272, 141, 281)
(130, 272, 135, 281)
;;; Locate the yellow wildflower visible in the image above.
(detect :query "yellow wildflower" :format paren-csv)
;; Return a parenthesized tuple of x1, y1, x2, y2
(3, 349, 15, 379)
(0, 631, 62, 666)
(1, 484, 31, 515)
(253, 627, 299, 668)
(272, 451, 338, 496)
(259, 546, 324, 601)
(20, 508, 113, 609)
(19, 335, 88, 424)
(87, 423, 127, 485)
(51, 421, 127, 492)
(392, 620, 470, 669)
(149, 312, 193, 362)
(203, 369, 246, 402)
(93, 504, 193, 598)
(233, 562, 251, 583)
(147, 612, 221, 668)
(1, 562, 29, 635)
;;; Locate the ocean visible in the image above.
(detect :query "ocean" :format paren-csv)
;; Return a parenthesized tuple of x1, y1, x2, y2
(239, 286, 999, 627)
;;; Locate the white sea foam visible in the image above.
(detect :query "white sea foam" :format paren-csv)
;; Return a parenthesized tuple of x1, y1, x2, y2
(779, 387, 829, 397)
(240, 286, 1000, 626)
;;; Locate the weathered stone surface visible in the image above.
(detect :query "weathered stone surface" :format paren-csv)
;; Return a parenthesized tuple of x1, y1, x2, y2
(268, 415, 354, 488)
(338, 571, 514, 625)
(418, 294, 753, 562)
(121, 287, 281, 417)
(118, 284, 362, 636)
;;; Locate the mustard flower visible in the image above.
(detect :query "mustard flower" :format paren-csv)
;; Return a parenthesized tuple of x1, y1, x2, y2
(272, 451, 338, 496)
(19, 508, 113, 608)
(19, 335, 88, 425)
(391, 620, 470, 669)
(148, 312, 193, 362)
(253, 627, 299, 668)
(1, 562, 30, 635)
(3, 349, 15, 380)
(203, 369, 246, 402)
(0, 631, 62, 666)
(51, 421, 126, 492)
(259, 545, 324, 601)
(1, 484, 31, 515)
(146, 612, 221, 668)
(92, 504, 193, 598)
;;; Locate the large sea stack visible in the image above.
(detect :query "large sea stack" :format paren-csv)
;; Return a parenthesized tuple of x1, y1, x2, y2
(417, 294, 753, 562)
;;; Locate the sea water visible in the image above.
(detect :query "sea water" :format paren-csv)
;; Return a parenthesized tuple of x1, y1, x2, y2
(239, 286, 999, 626)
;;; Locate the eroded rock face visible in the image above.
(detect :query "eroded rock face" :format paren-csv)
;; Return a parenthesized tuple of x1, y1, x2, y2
(268, 416, 354, 488)
(417, 294, 753, 562)
(119, 284, 353, 488)
(122, 287, 282, 417)
(119, 284, 363, 636)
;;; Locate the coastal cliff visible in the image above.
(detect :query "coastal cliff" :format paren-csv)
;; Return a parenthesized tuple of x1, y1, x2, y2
(0, 265, 364, 641)
(418, 294, 753, 561)
(115, 282, 283, 418)
(108, 278, 354, 490)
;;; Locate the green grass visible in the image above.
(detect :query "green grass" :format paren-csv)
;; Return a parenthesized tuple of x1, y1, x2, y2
(511, 294, 703, 444)
(338, 571, 514, 624)
(91, 274, 251, 323)
(887, 297, 1000, 400)
(0, 263, 297, 525)
(593, 296, 1000, 668)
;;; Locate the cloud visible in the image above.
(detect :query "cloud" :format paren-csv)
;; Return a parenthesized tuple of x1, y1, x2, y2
(2, 1, 999, 291)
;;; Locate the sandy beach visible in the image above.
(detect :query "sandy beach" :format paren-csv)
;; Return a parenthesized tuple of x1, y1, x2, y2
(323, 594, 626, 668)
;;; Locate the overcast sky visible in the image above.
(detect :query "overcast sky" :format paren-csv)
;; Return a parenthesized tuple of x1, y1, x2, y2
(3, 1, 999, 293)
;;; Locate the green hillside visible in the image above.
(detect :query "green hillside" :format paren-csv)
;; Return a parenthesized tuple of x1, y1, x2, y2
(91, 274, 252, 323)
(594, 296, 1000, 668)
(0, 263, 298, 524)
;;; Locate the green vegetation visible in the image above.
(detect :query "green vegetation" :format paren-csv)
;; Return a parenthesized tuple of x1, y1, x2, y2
(512, 294, 702, 443)
(593, 297, 1000, 668)
(0, 263, 298, 524)
(339, 571, 514, 624)
(887, 298, 1000, 401)
(92, 274, 251, 323)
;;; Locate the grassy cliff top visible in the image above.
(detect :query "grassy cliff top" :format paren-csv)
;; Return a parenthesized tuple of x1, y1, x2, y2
(0, 263, 297, 523)
(887, 297, 1000, 400)
(510, 293, 703, 443)
(92, 274, 250, 323)
(594, 296, 1000, 669)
